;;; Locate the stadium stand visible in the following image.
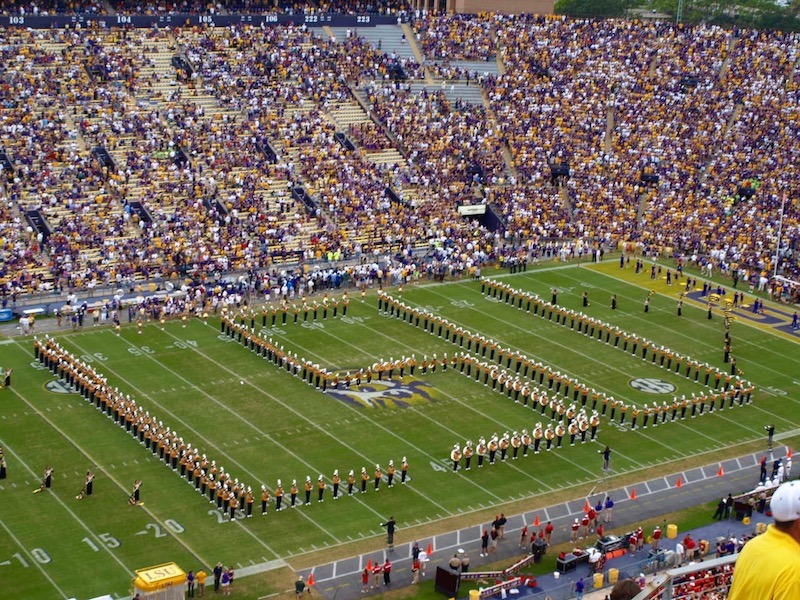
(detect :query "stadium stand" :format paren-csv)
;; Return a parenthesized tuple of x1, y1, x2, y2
(0, 7, 797, 304)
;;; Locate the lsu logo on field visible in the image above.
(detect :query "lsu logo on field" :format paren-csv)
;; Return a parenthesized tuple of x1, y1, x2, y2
(629, 378, 676, 394)
(45, 380, 77, 395)
(326, 376, 438, 409)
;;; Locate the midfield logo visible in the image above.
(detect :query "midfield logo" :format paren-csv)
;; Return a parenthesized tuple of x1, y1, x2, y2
(45, 380, 77, 395)
(629, 378, 676, 394)
(326, 377, 438, 409)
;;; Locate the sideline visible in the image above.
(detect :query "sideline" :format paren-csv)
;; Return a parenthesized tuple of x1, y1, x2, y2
(298, 445, 792, 600)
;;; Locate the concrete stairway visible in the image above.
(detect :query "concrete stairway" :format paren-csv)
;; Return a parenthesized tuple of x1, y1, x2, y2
(406, 82, 485, 106)
(334, 24, 418, 62)
(437, 59, 500, 77)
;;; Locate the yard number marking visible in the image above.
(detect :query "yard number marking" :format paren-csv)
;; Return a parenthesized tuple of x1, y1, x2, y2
(209, 509, 226, 524)
(145, 520, 185, 538)
(172, 340, 198, 349)
(82, 534, 121, 551)
(765, 387, 787, 396)
(340, 316, 364, 325)
(430, 460, 448, 473)
(127, 346, 156, 356)
(11, 548, 51, 567)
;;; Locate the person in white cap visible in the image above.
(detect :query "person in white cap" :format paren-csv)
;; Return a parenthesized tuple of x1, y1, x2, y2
(317, 474, 326, 502)
(260, 485, 269, 515)
(728, 480, 800, 599)
(450, 444, 461, 472)
(241, 486, 252, 517)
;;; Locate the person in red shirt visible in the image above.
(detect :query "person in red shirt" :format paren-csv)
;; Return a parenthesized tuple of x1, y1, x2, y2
(581, 514, 590, 538)
(519, 525, 528, 548)
(382, 559, 392, 586)
(587, 507, 597, 531)
(629, 532, 638, 555)
(683, 534, 697, 560)
(489, 527, 499, 554)
(636, 527, 645, 552)
(371, 561, 382, 589)
(596, 523, 605, 539)
(571, 518, 580, 543)
(652, 526, 662, 550)
(361, 568, 369, 593)
(545, 521, 554, 545)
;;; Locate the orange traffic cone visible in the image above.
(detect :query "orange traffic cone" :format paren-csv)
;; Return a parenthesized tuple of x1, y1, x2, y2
(676, 476, 683, 488)
(307, 572, 315, 587)
(366, 559, 372, 571)
(426, 542, 433, 556)
(533, 515, 540, 527)
(583, 499, 591, 513)
(717, 464, 724, 477)
(629, 488, 637, 500)
(788, 447, 793, 459)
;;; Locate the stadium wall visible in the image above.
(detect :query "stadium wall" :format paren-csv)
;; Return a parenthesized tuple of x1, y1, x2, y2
(454, 0, 554, 14)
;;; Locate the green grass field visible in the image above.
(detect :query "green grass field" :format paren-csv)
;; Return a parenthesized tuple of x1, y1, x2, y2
(0, 258, 798, 599)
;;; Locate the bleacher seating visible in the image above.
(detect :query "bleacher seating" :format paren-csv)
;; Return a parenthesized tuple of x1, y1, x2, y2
(0, 11, 797, 298)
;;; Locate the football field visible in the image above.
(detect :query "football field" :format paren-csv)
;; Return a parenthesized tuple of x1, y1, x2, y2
(0, 258, 798, 599)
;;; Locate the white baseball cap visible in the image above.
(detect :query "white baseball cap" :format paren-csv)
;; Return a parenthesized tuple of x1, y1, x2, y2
(771, 481, 800, 522)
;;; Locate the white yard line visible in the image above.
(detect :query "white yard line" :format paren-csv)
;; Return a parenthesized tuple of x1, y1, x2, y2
(0, 516, 69, 599)
(266, 317, 557, 494)
(582, 266, 800, 371)
(65, 330, 381, 543)
(419, 286, 759, 446)
(184, 323, 461, 514)
(0, 426, 136, 576)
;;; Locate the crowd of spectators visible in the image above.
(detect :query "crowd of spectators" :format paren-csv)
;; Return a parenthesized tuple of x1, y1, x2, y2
(347, 121, 394, 150)
(488, 15, 798, 273)
(671, 561, 735, 599)
(0, 12, 798, 301)
(413, 12, 494, 62)
(364, 83, 505, 187)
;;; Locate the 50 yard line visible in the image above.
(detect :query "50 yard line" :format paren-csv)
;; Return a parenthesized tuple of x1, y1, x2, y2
(295, 315, 572, 491)
(157, 325, 457, 515)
